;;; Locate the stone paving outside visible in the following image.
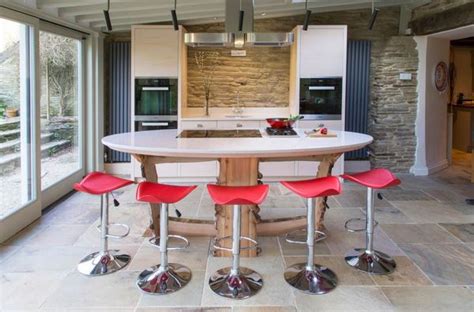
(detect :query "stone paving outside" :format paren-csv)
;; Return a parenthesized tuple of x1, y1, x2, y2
(0, 154, 473, 311)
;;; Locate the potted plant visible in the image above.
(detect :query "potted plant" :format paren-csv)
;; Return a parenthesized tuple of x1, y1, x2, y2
(6, 107, 18, 118)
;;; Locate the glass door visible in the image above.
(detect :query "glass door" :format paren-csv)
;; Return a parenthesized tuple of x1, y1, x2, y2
(0, 9, 40, 241)
(39, 23, 85, 207)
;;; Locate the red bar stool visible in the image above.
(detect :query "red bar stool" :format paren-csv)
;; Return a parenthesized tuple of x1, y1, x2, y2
(341, 168, 400, 275)
(207, 184, 269, 299)
(281, 176, 341, 295)
(135, 181, 197, 295)
(75, 172, 134, 276)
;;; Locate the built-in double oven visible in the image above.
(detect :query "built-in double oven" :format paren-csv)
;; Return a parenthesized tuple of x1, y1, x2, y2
(299, 77, 343, 120)
(134, 78, 178, 131)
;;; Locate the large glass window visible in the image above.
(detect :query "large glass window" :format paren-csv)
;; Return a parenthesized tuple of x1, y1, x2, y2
(39, 30, 82, 190)
(0, 17, 34, 218)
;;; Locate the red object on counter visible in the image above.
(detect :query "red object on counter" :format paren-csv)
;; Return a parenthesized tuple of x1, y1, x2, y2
(266, 118, 296, 129)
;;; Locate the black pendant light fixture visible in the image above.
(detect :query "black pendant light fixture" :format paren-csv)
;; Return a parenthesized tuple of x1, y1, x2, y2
(238, 0, 244, 32)
(103, 0, 112, 31)
(368, 0, 379, 30)
(171, 0, 179, 31)
(303, 0, 311, 31)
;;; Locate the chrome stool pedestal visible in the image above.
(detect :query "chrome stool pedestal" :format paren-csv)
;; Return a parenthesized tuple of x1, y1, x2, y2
(284, 197, 337, 294)
(136, 203, 192, 295)
(209, 205, 263, 300)
(77, 193, 131, 276)
(344, 187, 396, 274)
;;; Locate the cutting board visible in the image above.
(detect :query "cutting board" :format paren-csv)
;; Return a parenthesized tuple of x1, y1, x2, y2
(307, 131, 338, 138)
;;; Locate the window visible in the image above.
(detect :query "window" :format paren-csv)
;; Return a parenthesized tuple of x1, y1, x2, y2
(0, 17, 35, 218)
(39, 30, 82, 190)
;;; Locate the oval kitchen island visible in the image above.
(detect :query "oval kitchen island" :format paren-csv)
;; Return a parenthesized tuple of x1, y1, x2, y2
(103, 128, 373, 257)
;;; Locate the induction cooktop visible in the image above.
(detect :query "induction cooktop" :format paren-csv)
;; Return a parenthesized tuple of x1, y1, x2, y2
(178, 129, 262, 138)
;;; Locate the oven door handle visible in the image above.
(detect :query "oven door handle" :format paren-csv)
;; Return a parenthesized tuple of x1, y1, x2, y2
(142, 122, 169, 127)
(142, 87, 170, 91)
(308, 86, 336, 90)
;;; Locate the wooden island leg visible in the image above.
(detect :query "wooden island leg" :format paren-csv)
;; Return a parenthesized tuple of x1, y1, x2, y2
(134, 155, 161, 238)
(315, 154, 341, 232)
(215, 158, 259, 257)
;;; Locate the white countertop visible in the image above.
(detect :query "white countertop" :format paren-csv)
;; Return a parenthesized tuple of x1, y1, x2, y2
(102, 129, 373, 159)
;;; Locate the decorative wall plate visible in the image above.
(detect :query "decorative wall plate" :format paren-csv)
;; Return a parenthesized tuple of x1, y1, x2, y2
(434, 61, 448, 92)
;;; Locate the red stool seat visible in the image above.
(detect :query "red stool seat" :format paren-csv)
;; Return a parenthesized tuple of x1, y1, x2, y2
(281, 176, 341, 198)
(207, 184, 269, 205)
(74, 172, 133, 195)
(341, 169, 400, 189)
(136, 181, 197, 204)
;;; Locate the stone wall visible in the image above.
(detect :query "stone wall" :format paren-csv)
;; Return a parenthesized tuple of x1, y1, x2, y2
(186, 46, 290, 108)
(410, 0, 474, 35)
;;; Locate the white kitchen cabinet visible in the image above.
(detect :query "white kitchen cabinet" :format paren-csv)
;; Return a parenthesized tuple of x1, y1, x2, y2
(297, 120, 343, 130)
(260, 161, 296, 178)
(217, 120, 260, 129)
(180, 120, 218, 130)
(132, 26, 179, 78)
(299, 25, 347, 78)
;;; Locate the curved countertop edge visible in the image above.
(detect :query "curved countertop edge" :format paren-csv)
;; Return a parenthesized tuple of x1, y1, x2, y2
(102, 129, 373, 159)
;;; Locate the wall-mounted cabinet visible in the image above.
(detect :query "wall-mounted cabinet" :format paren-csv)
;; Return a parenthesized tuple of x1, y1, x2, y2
(299, 26, 347, 78)
(132, 26, 179, 78)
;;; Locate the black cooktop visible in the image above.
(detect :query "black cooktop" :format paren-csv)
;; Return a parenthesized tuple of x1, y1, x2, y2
(178, 129, 262, 138)
(265, 127, 298, 136)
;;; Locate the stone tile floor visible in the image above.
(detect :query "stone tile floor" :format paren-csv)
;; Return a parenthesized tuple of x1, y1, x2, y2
(1, 164, 473, 311)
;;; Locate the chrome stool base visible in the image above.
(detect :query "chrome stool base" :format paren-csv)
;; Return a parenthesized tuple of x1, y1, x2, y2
(284, 263, 337, 295)
(77, 250, 131, 276)
(137, 263, 192, 295)
(345, 248, 396, 275)
(209, 267, 263, 300)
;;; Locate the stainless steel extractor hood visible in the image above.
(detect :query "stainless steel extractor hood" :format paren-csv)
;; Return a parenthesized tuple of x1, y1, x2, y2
(184, 0, 293, 48)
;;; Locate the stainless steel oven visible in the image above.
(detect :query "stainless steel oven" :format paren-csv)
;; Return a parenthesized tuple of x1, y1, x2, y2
(299, 77, 342, 120)
(135, 78, 177, 117)
(134, 116, 178, 131)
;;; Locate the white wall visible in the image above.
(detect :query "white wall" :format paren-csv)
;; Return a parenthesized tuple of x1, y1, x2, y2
(411, 36, 450, 175)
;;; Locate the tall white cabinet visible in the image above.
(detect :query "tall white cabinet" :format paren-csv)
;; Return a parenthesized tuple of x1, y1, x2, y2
(291, 25, 347, 176)
(131, 25, 180, 179)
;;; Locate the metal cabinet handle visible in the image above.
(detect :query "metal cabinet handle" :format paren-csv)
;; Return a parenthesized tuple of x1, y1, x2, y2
(236, 123, 243, 128)
(197, 124, 204, 128)
(142, 122, 169, 127)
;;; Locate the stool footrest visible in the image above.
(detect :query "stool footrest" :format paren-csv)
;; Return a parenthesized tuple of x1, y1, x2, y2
(96, 223, 130, 239)
(148, 235, 190, 251)
(212, 235, 258, 252)
(344, 218, 379, 233)
(285, 229, 326, 245)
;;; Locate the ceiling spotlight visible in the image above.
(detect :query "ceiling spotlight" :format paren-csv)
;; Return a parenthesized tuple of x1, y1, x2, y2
(368, 0, 379, 30)
(239, 0, 245, 32)
(103, 0, 112, 31)
(303, 0, 311, 31)
(171, 0, 179, 31)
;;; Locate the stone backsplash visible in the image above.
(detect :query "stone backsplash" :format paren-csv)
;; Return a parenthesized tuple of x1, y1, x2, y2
(186, 46, 290, 108)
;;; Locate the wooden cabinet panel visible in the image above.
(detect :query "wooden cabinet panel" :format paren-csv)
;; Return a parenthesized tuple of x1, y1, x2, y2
(299, 26, 346, 78)
(133, 26, 179, 77)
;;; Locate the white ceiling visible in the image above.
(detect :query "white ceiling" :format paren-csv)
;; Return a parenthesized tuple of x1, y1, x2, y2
(7, 0, 431, 32)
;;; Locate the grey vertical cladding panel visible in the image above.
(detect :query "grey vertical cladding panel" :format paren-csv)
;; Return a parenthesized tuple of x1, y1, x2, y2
(345, 40, 371, 160)
(108, 41, 131, 162)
